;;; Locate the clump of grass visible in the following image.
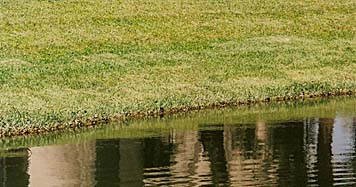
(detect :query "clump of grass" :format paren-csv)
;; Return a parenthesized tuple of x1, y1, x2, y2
(1, 0, 356, 136)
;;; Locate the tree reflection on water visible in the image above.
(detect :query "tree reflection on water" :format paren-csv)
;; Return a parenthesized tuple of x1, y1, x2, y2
(1, 116, 356, 186)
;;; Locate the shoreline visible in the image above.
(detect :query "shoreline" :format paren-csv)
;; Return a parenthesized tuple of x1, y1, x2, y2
(1, 89, 355, 138)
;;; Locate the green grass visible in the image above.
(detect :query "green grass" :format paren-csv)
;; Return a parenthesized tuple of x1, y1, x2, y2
(1, 0, 356, 134)
(1, 97, 355, 150)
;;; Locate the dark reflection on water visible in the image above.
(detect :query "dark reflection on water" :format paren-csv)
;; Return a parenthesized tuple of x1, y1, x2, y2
(0, 148, 29, 187)
(1, 105, 356, 186)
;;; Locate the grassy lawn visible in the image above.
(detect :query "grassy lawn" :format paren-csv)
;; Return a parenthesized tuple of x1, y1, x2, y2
(1, 0, 356, 135)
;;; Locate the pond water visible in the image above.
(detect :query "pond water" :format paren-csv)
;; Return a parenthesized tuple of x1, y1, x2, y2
(1, 98, 356, 186)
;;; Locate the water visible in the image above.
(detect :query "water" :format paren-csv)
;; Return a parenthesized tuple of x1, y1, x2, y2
(1, 98, 356, 186)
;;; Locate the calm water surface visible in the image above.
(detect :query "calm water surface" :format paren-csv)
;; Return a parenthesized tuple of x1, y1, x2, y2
(1, 98, 356, 186)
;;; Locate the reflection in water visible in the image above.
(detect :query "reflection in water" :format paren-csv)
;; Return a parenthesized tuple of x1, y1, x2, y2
(95, 139, 121, 186)
(331, 117, 356, 186)
(318, 118, 334, 187)
(1, 116, 356, 186)
(28, 142, 96, 187)
(95, 139, 145, 187)
(0, 149, 29, 187)
(200, 129, 230, 185)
